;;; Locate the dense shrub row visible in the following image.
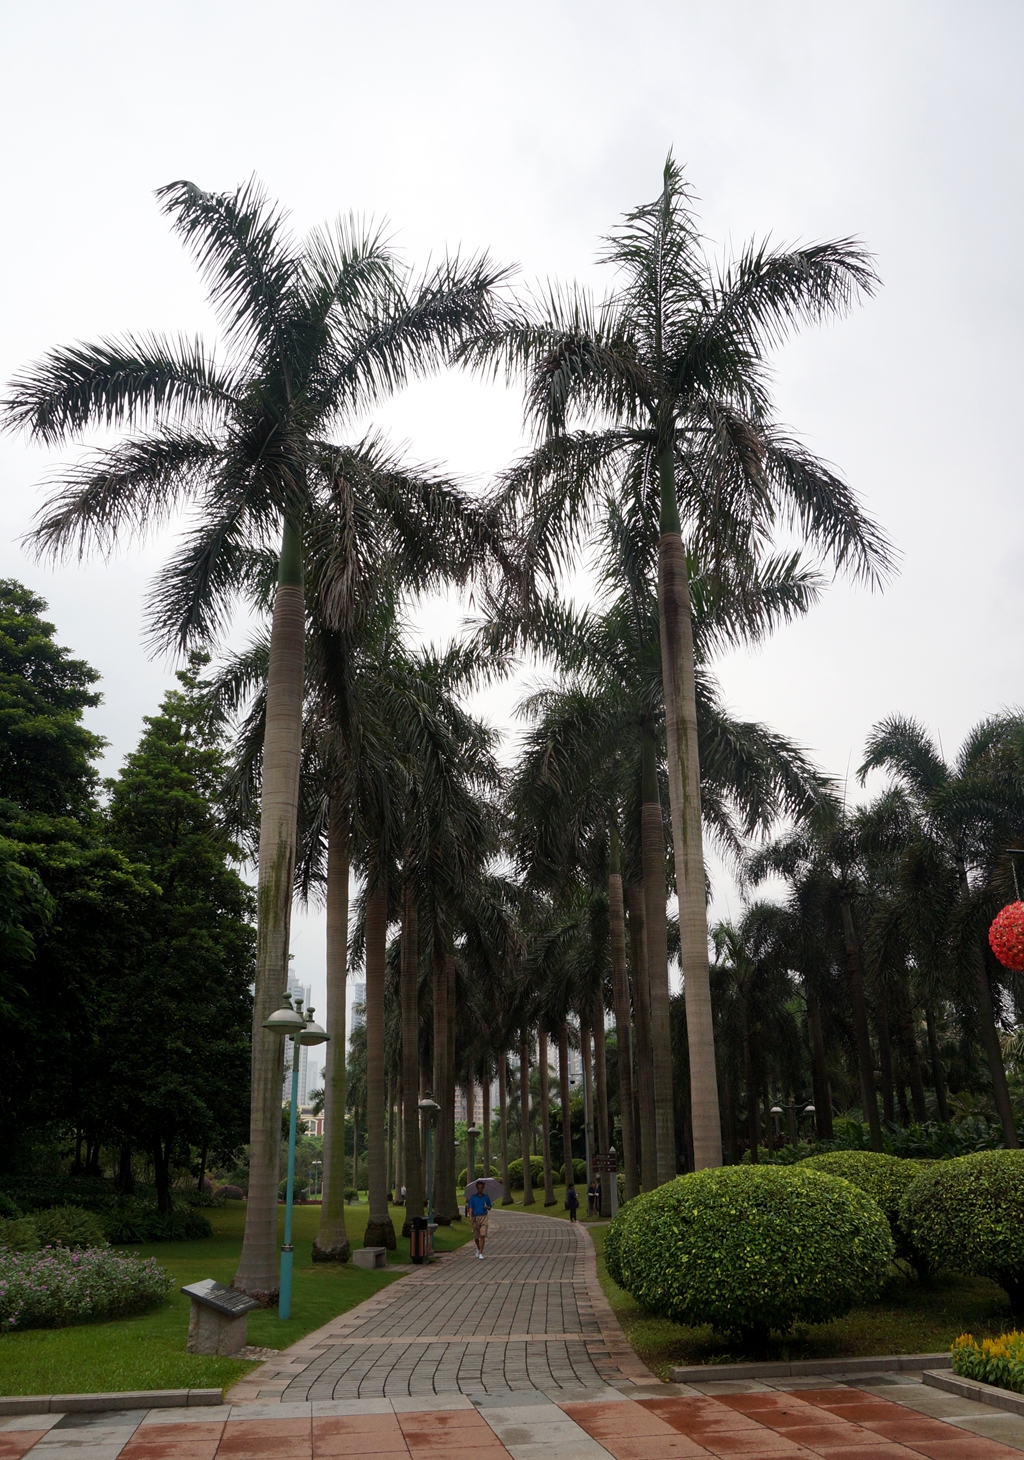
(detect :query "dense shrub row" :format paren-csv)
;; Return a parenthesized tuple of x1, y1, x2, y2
(457, 1166, 499, 1186)
(606, 1150, 1024, 1341)
(506, 1157, 545, 1189)
(0, 1199, 211, 1248)
(0, 1246, 171, 1329)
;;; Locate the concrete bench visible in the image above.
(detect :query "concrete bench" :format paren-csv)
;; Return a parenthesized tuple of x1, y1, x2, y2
(353, 1246, 387, 1270)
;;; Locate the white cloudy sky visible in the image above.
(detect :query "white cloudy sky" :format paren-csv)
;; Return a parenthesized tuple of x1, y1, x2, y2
(2, 1, 1021, 1013)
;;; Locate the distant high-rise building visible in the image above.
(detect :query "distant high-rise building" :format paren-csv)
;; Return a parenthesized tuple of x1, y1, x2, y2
(351, 981, 366, 1029)
(282, 973, 312, 1106)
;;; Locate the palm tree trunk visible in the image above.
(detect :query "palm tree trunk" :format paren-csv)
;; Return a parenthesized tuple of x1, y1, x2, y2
(520, 1031, 534, 1204)
(235, 513, 305, 1300)
(539, 1028, 556, 1205)
(593, 1000, 610, 1156)
(431, 937, 451, 1222)
(313, 797, 351, 1262)
(498, 1050, 513, 1204)
(581, 1019, 594, 1184)
(482, 1063, 491, 1174)
(559, 1022, 574, 1194)
(626, 879, 658, 1189)
(925, 1006, 950, 1123)
(656, 453, 721, 1172)
(395, 1073, 404, 1195)
(400, 877, 424, 1233)
(442, 949, 459, 1219)
(386, 1074, 395, 1199)
(806, 984, 834, 1142)
(641, 730, 676, 1184)
(901, 1004, 928, 1123)
(840, 897, 884, 1151)
(978, 947, 1020, 1147)
(609, 836, 639, 1199)
(875, 989, 897, 1125)
(352, 1102, 359, 1193)
(364, 876, 395, 1249)
(742, 1016, 758, 1162)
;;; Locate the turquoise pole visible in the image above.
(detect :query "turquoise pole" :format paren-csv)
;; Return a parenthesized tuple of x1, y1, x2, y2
(279, 1035, 301, 1320)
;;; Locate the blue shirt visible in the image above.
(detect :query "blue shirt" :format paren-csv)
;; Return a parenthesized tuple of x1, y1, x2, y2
(467, 1191, 492, 1216)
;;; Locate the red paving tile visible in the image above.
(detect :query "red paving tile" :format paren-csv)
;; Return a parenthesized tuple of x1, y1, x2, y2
(637, 1399, 763, 1433)
(137, 1425, 226, 1442)
(810, 1447, 919, 1460)
(313, 1417, 405, 1436)
(313, 1432, 410, 1456)
(687, 1432, 814, 1456)
(597, 1436, 714, 1458)
(772, 1425, 887, 1449)
(396, 1413, 490, 1430)
(904, 1441, 1024, 1459)
(120, 1445, 219, 1460)
(0, 1437, 47, 1460)
(858, 1417, 975, 1444)
(563, 1400, 677, 1437)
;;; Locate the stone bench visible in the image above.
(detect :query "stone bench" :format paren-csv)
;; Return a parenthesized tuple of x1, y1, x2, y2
(352, 1246, 387, 1270)
(181, 1279, 260, 1356)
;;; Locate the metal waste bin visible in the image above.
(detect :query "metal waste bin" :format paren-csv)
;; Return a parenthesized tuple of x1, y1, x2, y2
(410, 1215, 429, 1264)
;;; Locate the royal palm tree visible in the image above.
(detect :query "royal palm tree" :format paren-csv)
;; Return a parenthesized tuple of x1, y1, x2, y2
(471, 158, 891, 1167)
(4, 180, 504, 1297)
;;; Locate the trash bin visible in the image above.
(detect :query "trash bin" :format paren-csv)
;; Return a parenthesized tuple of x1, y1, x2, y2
(410, 1215, 429, 1264)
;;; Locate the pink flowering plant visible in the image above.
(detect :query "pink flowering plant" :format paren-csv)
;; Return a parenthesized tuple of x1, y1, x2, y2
(0, 1244, 171, 1329)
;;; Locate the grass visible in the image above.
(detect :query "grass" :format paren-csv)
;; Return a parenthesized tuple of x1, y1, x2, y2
(0, 1199, 473, 1398)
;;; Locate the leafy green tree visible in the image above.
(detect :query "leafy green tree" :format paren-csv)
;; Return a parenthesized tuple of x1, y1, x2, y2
(0, 580, 103, 817)
(101, 659, 255, 1210)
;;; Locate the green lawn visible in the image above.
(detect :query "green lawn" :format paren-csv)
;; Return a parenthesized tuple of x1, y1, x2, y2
(0, 1199, 473, 1398)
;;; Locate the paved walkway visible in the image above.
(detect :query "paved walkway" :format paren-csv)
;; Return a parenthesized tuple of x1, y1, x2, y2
(6, 1209, 1024, 1457)
(228, 1209, 650, 1401)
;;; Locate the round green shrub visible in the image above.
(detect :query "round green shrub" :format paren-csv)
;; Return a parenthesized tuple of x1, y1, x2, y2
(798, 1151, 920, 1240)
(0, 1216, 40, 1252)
(507, 1157, 545, 1190)
(344, 1188, 359, 1203)
(899, 1150, 1024, 1311)
(34, 1206, 108, 1249)
(605, 1165, 893, 1342)
(457, 1166, 499, 1187)
(559, 1160, 587, 1185)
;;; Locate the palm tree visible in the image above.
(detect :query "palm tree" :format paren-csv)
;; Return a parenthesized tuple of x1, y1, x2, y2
(4, 180, 504, 1298)
(471, 159, 890, 1168)
(860, 715, 1024, 1147)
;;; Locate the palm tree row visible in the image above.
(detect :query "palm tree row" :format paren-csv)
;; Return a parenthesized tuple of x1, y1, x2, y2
(3, 161, 896, 1294)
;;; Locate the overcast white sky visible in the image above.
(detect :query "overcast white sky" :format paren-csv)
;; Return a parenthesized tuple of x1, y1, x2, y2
(2, 1, 1021, 1015)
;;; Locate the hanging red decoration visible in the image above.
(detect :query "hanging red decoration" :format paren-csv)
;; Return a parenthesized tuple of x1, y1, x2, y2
(989, 902, 1024, 972)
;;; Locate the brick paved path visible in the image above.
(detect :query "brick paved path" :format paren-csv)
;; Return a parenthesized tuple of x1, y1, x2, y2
(229, 1209, 650, 1402)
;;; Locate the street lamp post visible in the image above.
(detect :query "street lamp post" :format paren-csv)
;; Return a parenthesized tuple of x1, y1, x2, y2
(263, 994, 329, 1321)
(466, 1124, 479, 1185)
(418, 1095, 440, 1224)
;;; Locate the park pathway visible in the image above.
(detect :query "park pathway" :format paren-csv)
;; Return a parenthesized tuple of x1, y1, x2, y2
(229, 1208, 652, 1402)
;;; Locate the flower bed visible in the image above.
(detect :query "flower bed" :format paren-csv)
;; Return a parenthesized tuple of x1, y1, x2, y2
(951, 1331, 1024, 1394)
(0, 1245, 171, 1330)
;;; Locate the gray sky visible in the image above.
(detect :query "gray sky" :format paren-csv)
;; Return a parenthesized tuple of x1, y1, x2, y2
(2, 1, 1021, 1011)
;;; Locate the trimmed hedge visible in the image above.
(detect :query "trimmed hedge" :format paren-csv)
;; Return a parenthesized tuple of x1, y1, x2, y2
(899, 1149, 1024, 1311)
(559, 1160, 587, 1185)
(507, 1157, 545, 1190)
(605, 1165, 893, 1341)
(798, 1151, 920, 1245)
(951, 1331, 1024, 1393)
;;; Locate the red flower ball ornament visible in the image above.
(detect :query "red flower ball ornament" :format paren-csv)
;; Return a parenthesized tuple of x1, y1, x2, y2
(989, 902, 1024, 972)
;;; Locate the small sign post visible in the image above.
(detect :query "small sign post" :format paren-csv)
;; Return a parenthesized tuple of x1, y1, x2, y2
(181, 1279, 260, 1356)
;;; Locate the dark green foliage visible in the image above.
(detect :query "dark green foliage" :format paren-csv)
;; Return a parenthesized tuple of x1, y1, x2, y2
(799, 1151, 921, 1242)
(605, 1166, 893, 1341)
(103, 1200, 212, 1244)
(33, 1205, 108, 1249)
(457, 1166, 498, 1186)
(899, 1151, 1024, 1311)
(0, 581, 103, 817)
(558, 1159, 587, 1184)
(506, 1156, 544, 1190)
(0, 1217, 40, 1251)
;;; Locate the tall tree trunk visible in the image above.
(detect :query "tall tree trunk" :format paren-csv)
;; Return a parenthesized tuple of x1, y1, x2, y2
(466, 1080, 475, 1182)
(979, 947, 1020, 1147)
(153, 1137, 171, 1214)
(498, 1050, 513, 1203)
(444, 950, 458, 1218)
(364, 877, 395, 1248)
(581, 1020, 595, 1184)
(641, 730, 676, 1184)
(117, 1142, 134, 1196)
(626, 879, 658, 1189)
(840, 896, 884, 1151)
(925, 1006, 950, 1123)
(197, 1141, 207, 1195)
(742, 1017, 758, 1162)
(400, 877, 424, 1233)
(520, 1030, 534, 1204)
(593, 999, 610, 1156)
(386, 1074, 395, 1199)
(656, 455, 721, 1171)
(609, 832, 639, 1198)
(559, 1022, 574, 1193)
(431, 936, 450, 1222)
(901, 1002, 928, 1123)
(352, 1102, 359, 1193)
(395, 1073, 404, 1196)
(539, 1028, 555, 1205)
(234, 513, 305, 1300)
(806, 984, 834, 1142)
(875, 988, 897, 1125)
(314, 798, 350, 1261)
(482, 1063, 491, 1174)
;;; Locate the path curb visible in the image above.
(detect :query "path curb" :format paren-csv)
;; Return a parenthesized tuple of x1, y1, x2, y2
(0, 1390, 223, 1416)
(670, 1352, 952, 1384)
(923, 1366, 1024, 1416)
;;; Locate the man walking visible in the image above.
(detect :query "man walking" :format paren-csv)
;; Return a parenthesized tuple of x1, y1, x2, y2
(466, 1179, 492, 1259)
(566, 1185, 579, 1222)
